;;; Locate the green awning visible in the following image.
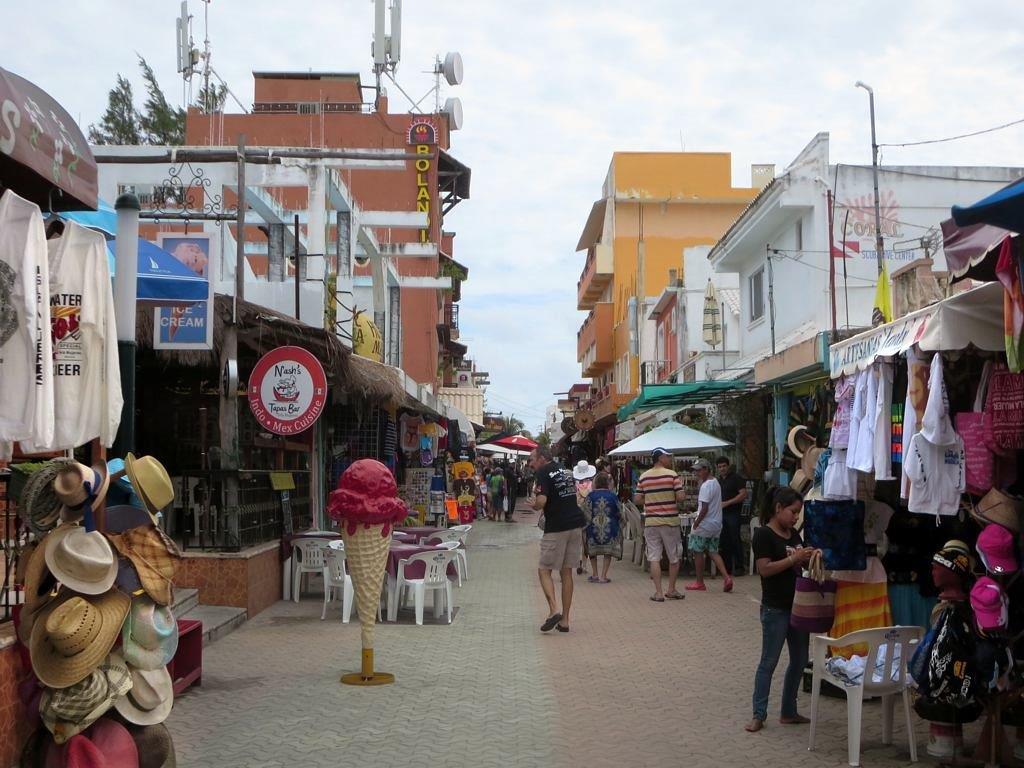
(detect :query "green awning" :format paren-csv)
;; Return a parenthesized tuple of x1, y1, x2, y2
(617, 381, 748, 421)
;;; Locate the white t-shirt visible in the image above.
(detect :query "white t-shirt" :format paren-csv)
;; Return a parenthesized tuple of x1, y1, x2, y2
(21, 222, 121, 451)
(873, 362, 895, 481)
(693, 477, 723, 537)
(0, 190, 53, 454)
(850, 367, 878, 473)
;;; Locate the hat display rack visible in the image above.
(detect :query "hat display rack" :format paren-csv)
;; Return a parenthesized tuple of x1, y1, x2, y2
(13, 454, 182, 766)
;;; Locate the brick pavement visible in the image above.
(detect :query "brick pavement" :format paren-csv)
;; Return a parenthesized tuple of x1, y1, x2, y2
(167, 504, 938, 767)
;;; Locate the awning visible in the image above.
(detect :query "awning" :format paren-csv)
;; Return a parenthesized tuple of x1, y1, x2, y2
(952, 176, 1024, 233)
(828, 281, 1004, 378)
(443, 402, 476, 445)
(618, 380, 750, 421)
(0, 67, 97, 210)
(609, 421, 731, 457)
(940, 217, 1015, 283)
(576, 198, 609, 251)
(106, 238, 209, 305)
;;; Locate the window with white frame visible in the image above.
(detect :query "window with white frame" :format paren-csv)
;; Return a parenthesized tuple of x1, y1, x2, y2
(749, 268, 765, 323)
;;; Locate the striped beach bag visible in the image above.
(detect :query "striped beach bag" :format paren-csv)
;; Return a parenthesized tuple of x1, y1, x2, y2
(790, 550, 837, 633)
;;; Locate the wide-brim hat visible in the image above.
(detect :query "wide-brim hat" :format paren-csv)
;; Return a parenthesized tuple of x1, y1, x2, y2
(21, 458, 76, 536)
(124, 455, 173, 520)
(105, 526, 181, 606)
(126, 723, 177, 768)
(83, 717, 141, 767)
(17, 540, 61, 645)
(972, 488, 1024, 535)
(113, 663, 174, 726)
(54, 463, 110, 520)
(39, 653, 132, 744)
(31, 590, 131, 690)
(787, 425, 816, 458)
(572, 461, 596, 481)
(45, 524, 118, 596)
(121, 598, 178, 671)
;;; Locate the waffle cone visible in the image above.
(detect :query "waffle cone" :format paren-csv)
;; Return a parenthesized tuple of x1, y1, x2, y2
(341, 524, 390, 648)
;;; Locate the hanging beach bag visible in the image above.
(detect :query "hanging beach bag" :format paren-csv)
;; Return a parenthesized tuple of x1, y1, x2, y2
(956, 361, 994, 495)
(802, 499, 866, 571)
(984, 364, 1024, 454)
(790, 551, 837, 633)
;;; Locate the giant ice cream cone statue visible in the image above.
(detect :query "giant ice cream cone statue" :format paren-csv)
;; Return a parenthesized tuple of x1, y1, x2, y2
(327, 459, 409, 685)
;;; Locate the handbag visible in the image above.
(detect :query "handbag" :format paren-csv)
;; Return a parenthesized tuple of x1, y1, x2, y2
(956, 360, 994, 495)
(790, 551, 837, 633)
(802, 499, 866, 571)
(984, 363, 1024, 454)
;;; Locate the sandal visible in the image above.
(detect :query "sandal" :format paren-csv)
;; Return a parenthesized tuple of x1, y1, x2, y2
(599, 578, 611, 583)
(556, 624, 569, 633)
(650, 595, 665, 602)
(779, 715, 810, 725)
(745, 718, 764, 733)
(665, 592, 685, 600)
(587, 576, 600, 583)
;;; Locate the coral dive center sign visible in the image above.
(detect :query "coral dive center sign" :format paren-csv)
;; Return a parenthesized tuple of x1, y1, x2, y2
(248, 346, 328, 436)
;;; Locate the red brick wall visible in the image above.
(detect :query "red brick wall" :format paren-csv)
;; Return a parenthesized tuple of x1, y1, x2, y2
(175, 544, 281, 619)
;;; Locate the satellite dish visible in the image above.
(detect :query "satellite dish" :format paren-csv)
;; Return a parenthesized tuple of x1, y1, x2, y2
(443, 97, 464, 131)
(442, 52, 463, 85)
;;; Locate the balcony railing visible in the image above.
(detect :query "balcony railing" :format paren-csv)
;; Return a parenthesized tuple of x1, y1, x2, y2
(641, 360, 674, 386)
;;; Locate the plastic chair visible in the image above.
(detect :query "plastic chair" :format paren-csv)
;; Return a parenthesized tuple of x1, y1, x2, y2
(440, 526, 471, 581)
(291, 538, 331, 603)
(394, 549, 459, 625)
(435, 541, 464, 587)
(321, 547, 354, 622)
(809, 626, 923, 767)
(748, 517, 762, 574)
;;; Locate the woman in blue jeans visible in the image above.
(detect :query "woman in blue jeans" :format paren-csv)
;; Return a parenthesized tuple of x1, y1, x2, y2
(745, 486, 817, 733)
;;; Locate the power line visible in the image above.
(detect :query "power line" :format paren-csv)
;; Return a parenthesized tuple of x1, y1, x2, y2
(879, 116, 1024, 147)
(840, 164, 1024, 184)
(769, 249, 889, 284)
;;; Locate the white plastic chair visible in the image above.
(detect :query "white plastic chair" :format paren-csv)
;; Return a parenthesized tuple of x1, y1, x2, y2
(394, 549, 459, 625)
(436, 526, 471, 581)
(809, 626, 923, 767)
(435, 541, 464, 587)
(747, 517, 762, 574)
(291, 538, 331, 603)
(321, 546, 354, 622)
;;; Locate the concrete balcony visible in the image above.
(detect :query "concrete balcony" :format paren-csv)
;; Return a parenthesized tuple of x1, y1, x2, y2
(589, 383, 632, 423)
(577, 243, 613, 310)
(577, 302, 613, 377)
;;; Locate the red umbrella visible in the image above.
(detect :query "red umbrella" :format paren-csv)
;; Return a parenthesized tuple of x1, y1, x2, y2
(484, 435, 538, 452)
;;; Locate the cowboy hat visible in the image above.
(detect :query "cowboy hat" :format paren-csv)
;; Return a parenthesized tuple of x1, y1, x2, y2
(105, 526, 181, 606)
(17, 540, 61, 645)
(126, 723, 177, 768)
(124, 455, 173, 520)
(121, 598, 178, 671)
(45, 524, 118, 596)
(21, 458, 76, 536)
(572, 461, 596, 481)
(972, 488, 1024, 535)
(30, 591, 131, 690)
(54, 462, 110, 517)
(38, 653, 133, 744)
(113, 664, 174, 726)
(786, 425, 816, 459)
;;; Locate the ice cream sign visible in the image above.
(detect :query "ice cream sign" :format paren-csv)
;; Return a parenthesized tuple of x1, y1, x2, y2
(248, 346, 328, 436)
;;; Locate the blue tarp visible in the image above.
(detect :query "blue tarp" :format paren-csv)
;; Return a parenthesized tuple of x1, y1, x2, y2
(952, 176, 1024, 233)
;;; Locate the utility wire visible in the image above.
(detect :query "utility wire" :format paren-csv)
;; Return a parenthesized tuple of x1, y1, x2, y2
(879, 116, 1024, 147)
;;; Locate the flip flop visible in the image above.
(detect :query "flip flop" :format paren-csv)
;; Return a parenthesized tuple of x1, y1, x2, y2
(540, 613, 562, 632)
(665, 592, 686, 600)
(587, 576, 600, 583)
(556, 624, 569, 633)
(599, 578, 611, 583)
(650, 595, 665, 602)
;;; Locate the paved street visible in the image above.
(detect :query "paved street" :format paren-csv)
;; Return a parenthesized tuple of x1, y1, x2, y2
(168, 505, 927, 767)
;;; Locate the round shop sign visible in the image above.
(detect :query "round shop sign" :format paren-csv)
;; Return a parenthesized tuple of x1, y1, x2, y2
(247, 346, 328, 436)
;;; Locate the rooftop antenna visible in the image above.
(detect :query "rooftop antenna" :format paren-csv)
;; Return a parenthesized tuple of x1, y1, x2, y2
(175, 0, 248, 131)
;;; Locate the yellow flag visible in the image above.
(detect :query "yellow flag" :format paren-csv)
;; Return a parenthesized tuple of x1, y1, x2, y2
(871, 262, 893, 326)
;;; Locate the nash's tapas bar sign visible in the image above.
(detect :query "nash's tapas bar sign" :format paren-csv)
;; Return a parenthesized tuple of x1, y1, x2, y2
(248, 346, 327, 436)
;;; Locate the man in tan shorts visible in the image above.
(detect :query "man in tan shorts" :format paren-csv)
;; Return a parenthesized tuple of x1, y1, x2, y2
(530, 446, 587, 633)
(635, 448, 686, 601)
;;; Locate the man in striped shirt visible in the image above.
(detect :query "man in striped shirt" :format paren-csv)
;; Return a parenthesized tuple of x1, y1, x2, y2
(634, 448, 686, 601)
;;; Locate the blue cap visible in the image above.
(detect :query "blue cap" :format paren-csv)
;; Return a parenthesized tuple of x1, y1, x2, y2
(651, 448, 671, 458)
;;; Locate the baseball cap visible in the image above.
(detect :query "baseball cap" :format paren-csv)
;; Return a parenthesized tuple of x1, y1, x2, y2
(651, 448, 671, 458)
(976, 524, 1018, 575)
(693, 459, 712, 472)
(970, 577, 1008, 632)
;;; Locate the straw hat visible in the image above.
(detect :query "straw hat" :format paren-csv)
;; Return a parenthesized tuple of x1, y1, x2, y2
(38, 653, 133, 743)
(113, 663, 174, 726)
(17, 540, 62, 645)
(45, 524, 118, 596)
(121, 598, 178, 671)
(21, 458, 75, 536)
(972, 488, 1024, 535)
(30, 591, 131, 689)
(54, 462, 110, 519)
(124, 455, 173, 520)
(105, 526, 181, 607)
(126, 723, 176, 768)
(787, 426, 816, 458)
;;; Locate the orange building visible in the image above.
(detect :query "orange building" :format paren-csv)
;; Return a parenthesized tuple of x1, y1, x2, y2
(186, 71, 471, 389)
(575, 153, 762, 434)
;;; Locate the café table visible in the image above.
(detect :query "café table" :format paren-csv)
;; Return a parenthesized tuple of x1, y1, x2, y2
(394, 525, 446, 544)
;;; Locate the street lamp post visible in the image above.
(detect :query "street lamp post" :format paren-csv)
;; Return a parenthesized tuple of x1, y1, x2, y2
(854, 81, 886, 276)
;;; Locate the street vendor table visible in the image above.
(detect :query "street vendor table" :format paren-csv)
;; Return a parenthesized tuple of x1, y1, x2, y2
(394, 526, 445, 543)
(385, 542, 458, 622)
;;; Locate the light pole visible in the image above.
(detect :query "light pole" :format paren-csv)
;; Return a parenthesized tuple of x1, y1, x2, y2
(855, 81, 885, 275)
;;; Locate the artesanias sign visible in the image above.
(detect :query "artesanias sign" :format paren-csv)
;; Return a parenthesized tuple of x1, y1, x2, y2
(247, 346, 328, 436)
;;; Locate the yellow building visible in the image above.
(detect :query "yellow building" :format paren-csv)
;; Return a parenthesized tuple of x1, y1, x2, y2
(575, 152, 764, 428)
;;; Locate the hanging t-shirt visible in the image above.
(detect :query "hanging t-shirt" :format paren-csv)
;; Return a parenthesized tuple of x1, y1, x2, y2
(830, 375, 855, 449)
(846, 369, 869, 467)
(850, 366, 878, 473)
(901, 348, 927, 500)
(399, 414, 422, 453)
(905, 432, 965, 518)
(0, 191, 53, 454)
(873, 362, 895, 481)
(823, 447, 857, 500)
(21, 222, 120, 451)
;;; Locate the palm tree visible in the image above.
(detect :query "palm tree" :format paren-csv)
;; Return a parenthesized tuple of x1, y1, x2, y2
(502, 415, 525, 435)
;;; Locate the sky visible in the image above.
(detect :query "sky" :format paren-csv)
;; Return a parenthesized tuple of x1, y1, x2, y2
(7, 1, 1024, 434)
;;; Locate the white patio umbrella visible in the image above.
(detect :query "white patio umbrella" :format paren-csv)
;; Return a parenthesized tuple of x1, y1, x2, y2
(702, 280, 722, 348)
(609, 421, 731, 457)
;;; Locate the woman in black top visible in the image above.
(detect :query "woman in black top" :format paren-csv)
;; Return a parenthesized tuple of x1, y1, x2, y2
(746, 487, 817, 733)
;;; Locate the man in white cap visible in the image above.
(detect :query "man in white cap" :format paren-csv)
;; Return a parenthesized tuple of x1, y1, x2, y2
(686, 459, 733, 592)
(634, 448, 686, 601)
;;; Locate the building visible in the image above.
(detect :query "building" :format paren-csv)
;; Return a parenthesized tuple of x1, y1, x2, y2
(708, 131, 1024, 472)
(185, 71, 471, 390)
(574, 152, 765, 446)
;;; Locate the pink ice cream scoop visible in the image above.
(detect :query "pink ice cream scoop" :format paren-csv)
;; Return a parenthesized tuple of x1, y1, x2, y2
(326, 459, 410, 536)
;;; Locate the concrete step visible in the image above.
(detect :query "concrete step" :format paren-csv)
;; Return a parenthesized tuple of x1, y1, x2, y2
(171, 587, 199, 617)
(178, 604, 248, 646)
